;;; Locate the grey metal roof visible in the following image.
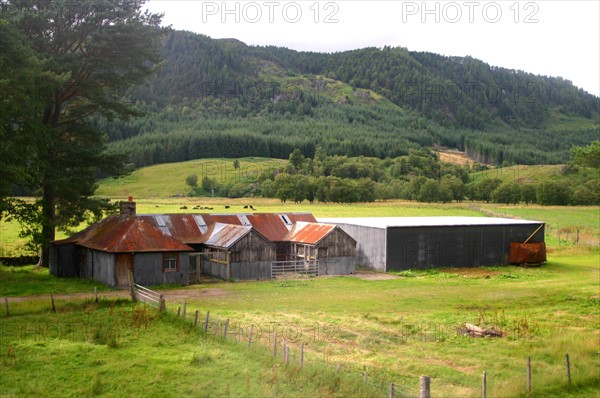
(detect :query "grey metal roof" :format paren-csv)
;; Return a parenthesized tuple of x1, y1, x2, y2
(317, 217, 543, 229)
(203, 223, 252, 249)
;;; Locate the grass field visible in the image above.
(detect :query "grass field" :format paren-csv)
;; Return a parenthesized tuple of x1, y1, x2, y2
(95, 157, 286, 198)
(1, 255, 598, 397)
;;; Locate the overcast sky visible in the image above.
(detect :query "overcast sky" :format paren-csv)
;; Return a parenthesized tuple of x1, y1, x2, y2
(145, 0, 599, 96)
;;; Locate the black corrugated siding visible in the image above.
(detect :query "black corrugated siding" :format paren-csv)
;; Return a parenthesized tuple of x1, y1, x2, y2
(386, 224, 544, 270)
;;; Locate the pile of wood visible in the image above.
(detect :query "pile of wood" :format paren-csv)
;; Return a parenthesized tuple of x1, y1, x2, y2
(461, 323, 503, 338)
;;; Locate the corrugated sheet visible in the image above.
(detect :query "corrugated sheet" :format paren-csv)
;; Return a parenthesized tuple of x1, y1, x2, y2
(509, 242, 547, 264)
(204, 223, 252, 249)
(54, 216, 193, 253)
(285, 222, 336, 245)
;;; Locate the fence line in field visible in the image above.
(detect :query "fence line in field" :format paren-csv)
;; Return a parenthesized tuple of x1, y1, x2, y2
(1, 288, 580, 397)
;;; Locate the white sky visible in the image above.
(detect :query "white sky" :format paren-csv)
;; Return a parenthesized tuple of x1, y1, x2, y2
(145, 0, 600, 96)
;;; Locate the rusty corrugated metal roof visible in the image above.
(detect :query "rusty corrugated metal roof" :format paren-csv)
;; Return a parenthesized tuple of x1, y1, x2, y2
(54, 215, 193, 253)
(203, 223, 252, 249)
(54, 212, 320, 251)
(284, 221, 336, 245)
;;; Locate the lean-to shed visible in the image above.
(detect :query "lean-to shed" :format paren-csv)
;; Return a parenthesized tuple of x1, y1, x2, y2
(284, 222, 356, 275)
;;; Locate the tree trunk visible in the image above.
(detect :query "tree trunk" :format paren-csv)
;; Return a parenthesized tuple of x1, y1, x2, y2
(39, 182, 56, 267)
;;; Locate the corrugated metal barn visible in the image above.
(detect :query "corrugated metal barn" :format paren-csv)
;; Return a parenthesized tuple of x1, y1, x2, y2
(319, 217, 545, 271)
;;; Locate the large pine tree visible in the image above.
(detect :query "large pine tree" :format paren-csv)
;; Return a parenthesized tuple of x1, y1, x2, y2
(2, 0, 166, 265)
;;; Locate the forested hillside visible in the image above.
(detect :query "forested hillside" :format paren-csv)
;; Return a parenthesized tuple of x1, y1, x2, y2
(101, 30, 599, 167)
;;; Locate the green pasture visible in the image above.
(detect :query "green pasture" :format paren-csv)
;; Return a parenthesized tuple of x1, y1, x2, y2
(95, 157, 286, 198)
(1, 255, 598, 397)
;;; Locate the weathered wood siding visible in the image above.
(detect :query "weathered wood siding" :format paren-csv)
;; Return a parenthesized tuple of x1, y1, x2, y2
(229, 231, 276, 262)
(315, 228, 357, 258)
(133, 252, 189, 286)
(49, 243, 78, 277)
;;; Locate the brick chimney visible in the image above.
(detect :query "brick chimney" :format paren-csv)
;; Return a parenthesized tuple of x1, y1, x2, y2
(120, 196, 136, 216)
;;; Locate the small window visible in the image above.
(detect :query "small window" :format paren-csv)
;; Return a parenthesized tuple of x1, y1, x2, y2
(280, 214, 292, 225)
(163, 253, 179, 272)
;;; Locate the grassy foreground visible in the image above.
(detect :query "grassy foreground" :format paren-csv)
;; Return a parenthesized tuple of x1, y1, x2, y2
(1, 253, 598, 397)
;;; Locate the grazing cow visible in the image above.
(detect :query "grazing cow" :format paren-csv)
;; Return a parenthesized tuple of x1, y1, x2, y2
(180, 205, 188, 210)
(224, 205, 230, 209)
(243, 205, 248, 209)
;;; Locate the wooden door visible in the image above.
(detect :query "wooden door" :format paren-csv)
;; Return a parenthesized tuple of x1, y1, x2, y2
(115, 254, 133, 289)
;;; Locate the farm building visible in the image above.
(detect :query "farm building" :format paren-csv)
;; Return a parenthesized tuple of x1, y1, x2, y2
(318, 217, 546, 271)
(50, 201, 357, 287)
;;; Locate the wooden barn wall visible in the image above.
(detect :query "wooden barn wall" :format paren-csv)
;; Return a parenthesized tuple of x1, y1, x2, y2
(386, 224, 545, 270)
(315, 228, 356, 258)
(49, 244, 78, 277)
(87, 250, 116, 287)
(230, 232, 276, 263)
(201, 259, 272, 281)
(133, 252, 189, 286)
(318, 256, 355, 275)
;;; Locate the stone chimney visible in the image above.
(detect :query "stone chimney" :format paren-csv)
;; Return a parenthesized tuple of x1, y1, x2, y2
(120, 196, 136, 216)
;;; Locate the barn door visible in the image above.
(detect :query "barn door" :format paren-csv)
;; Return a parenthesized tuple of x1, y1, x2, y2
(115, 254, 133, 289)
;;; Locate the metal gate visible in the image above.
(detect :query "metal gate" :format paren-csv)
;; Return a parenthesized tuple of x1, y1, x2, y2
(271, 260, 318, 279)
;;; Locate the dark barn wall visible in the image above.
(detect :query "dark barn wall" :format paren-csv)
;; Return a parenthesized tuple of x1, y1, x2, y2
(50, 244, 78, 277)
(332, 224, 386, 271)
(386, 224, 545, 270)
(133, 252, 189, 286)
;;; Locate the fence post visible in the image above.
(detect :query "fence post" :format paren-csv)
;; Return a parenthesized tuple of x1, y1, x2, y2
(50, 293, 56, 313)
(420, 375, 430, 398)
(482, 371, 487, 398)
(576, 229, 580, 245)
(300, 343, 304, 368)
(565, 353, 571, 384)
(204, 311, 210, 334)
(158, 294, 166, 312)
(248, 325, 254, 347)
(177, 306, 181, 317)
(194, 310, 199, 327)
(94, 287, 98, 303)
(389, 382, 395, 398)
(283, 338, 287, 363)
(223, 319, 230, 340)
(129, 272, 137, 303)
(527, 356, 532, 393)
(273, 332, 278, 357)
(4, 297, 8, 318)
(183, 303, 187, 319)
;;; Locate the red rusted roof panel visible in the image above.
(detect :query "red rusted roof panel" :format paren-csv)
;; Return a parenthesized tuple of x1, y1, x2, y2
(285, 222, 336, 245)
(55, 215, 193, 253)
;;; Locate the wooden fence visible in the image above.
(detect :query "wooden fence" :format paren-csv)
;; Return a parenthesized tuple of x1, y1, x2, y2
(130, 283, 165, 311)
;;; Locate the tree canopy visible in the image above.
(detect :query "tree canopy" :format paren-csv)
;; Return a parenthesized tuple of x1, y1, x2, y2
(2, 0, 166, 264)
